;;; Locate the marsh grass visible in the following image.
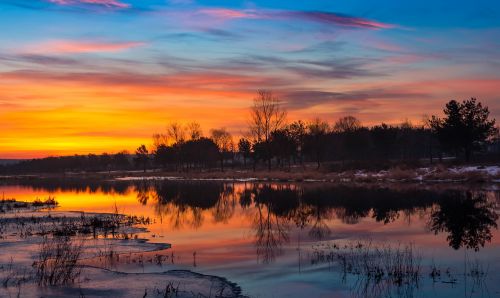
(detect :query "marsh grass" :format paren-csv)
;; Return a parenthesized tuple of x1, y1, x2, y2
(464, 259, 490, 297)
(35, 236, 84, 286)
(311, 241, 493, 298)
(150, 281, 179, 298)
(32, 196, 58, 207)
(386, 167, 417, 181)
(312, 241, 421, 285)
(1, 258, 30, 290)
(311, 241, 422, 298)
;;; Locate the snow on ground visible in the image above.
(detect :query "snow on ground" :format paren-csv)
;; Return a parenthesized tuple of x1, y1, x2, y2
(110, 165, 500, 184)
(1, 267, 241, 298)
(0, 200, 244, 298)
(115, 176, 259, 182)
(448, 165, 500, 175)
(115, 176, 184, 181)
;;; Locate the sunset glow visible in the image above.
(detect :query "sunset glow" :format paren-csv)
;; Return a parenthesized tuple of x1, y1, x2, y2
(1, 0, 499, 158)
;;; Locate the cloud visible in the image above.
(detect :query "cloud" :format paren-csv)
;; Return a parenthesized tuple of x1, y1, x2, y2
(24, 40, 144, 54)
(223, 55, 379, 80)
(197, 8, 260, 20)
(195, 8, 393, 30)
(1, 54, 80, 66)
(283, 11, 394, 29)
(0, 70, 292, 91)
(281, 89, 426, 110)
(47, 0, 130, 8)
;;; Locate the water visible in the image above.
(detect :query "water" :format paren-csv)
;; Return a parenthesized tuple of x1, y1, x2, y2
(1, 179, 499, 297)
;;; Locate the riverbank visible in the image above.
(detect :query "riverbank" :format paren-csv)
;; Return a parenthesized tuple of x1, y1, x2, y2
(0, 199, 244, 298)
(2, 164, 500, 184)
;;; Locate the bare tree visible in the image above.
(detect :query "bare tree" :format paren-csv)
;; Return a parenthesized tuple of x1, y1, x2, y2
(333, 116, 361, 133)
(134, 145, 149, 172)
(210, 128, 233, 171)
(166, 122, 186, 144)
(187, 121, 203, 140)
(238, 138, 251, 168)
(152, 133, 169, 151)
(304, 118, 330, 169)
(249, 90, 287, 170)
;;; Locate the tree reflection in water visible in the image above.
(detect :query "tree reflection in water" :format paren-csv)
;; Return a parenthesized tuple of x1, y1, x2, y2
(212, 183, 237, 224)
(429, 190, 498, 251)
(143, 182, 498, 258)
(8, 179, 499, 260)
(252, 185, 296, 263)
(151, 181, 223, 229)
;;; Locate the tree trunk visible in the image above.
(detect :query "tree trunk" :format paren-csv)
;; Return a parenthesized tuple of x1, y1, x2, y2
(429, 142, 433, 164)
(465, 147, 472, 162)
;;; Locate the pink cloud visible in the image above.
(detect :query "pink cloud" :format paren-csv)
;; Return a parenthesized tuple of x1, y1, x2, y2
(48, 0, 130, 9)
(197, 8, 260, 20)
(285, 11, 394, 29)
(193, 8, 393, 30)
(26, 40, 144, 54)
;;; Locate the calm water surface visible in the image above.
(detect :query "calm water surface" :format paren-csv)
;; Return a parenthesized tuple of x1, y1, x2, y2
(1, 179, 499, 298)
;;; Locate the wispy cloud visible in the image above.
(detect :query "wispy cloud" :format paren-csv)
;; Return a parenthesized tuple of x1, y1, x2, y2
(0, 70, 291, 91)
(197, 8, 260, 20)
(283, 11, 394, 29)
(24, 40, 144, 54)
(0, 53, 80, 66)
(196, 8, 393, 30)
(47, 0, 130, 8)
(281, 89, 426, 110)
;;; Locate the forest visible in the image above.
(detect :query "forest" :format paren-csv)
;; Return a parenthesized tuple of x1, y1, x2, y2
(2, 92, 498, 174)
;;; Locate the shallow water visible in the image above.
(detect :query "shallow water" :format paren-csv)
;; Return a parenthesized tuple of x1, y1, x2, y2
(1, 179, 499, 297)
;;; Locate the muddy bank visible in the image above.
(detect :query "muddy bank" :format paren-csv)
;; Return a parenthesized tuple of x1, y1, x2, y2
(2, 165, 499, 184)
(0, 199, 245, 298)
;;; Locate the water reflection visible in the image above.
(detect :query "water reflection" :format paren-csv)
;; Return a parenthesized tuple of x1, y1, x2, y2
(3, 179, 499, 256)
(429, 190, 499, 251)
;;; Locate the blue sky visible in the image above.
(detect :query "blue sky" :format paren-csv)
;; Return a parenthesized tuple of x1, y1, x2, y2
(0, 0, 499, 157)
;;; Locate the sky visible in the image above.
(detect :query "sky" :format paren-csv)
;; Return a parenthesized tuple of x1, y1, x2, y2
(0, 0, 499, 158)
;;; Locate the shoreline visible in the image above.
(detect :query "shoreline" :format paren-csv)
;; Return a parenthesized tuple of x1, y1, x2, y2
(0, 199, 245, 298)
(2, 165, 499, 185)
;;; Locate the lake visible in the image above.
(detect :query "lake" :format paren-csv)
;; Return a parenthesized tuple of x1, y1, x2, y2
(1, 178, 499, 297)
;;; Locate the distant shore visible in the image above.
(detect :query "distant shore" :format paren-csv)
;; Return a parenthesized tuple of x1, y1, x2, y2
(2, 164, 499, 184)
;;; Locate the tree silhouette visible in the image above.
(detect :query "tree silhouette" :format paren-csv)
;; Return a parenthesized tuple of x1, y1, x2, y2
(166, 121, 186, 144)
(333, 116, 361, 133)
(303, 118, 330, 168)
(134, 145, 149, 172)
(287, 120, 307, 165)
(187, 121, 203, 140)
(4, 96, 500, 174)
(429, 191, 498, 251)
(179, 137, 219, 170)
(210, 128, 233, 171)
(153, 144, 175, 169)
(270, 128, 296, 169)
(238, 138, 251, 168)
(430, 98, 497, 161)
(249, 90, 287, 171)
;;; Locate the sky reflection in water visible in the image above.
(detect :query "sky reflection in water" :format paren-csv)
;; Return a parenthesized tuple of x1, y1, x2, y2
(1, 180, 499, 297)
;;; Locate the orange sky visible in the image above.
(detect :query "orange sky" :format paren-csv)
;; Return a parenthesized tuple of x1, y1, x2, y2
(1, 1, 499, 158)
(1, 72, 499, 158)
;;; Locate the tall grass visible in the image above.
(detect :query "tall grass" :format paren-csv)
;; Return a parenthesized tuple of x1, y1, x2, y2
(34, 236, 83, 286)
(312, 241, 421, 285)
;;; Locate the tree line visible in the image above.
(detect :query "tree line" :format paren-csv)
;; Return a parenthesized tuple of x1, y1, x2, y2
(1, 91, 498, 174)
(6, 177, 499, 252)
